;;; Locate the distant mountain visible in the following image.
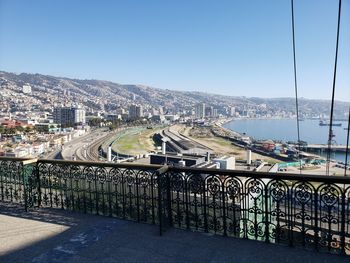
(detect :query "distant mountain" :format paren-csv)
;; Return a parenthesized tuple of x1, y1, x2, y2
(0, 71, 246, 108)
(0, 70, 349, 118)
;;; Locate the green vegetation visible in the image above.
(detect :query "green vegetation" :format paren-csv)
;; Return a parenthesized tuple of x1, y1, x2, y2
(0, 124, 52, 135)
(111, 126, 161, 155)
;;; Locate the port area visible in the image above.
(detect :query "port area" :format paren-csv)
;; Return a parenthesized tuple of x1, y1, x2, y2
(178, 124, 281, 164)
(207, 119, 349, 176)
(160, 122, 348, 176)
(276, 162, 347, 176)
(58, 121, 348, 176)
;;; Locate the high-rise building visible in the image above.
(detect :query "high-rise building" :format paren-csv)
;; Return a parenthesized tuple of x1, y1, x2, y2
(129, 105, 143, 120)
(229, 106, 236, 117)
(53, 106, 86, 127)
(116, 108, 125, 115)
(205, 106, 214, 117)
(195, 103, 205, 119)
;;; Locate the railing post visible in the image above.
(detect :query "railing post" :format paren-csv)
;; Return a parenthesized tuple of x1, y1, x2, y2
(157, 172, 163, 236)
(166, 171, 173, 228)
(340, 188, 346, 255)
(264, 183, 269, 243)
(136, 171, 140, 223)
(21, 159, 38, 212)
(314, 190, 319, 252)
(222, 178, 227, 237)
(36, 162, 42, 207)
(203, 179, 208, 233)
(20, 163, 28, 212)
(156, 165, 169, 236)
(288, 184, 293, 247)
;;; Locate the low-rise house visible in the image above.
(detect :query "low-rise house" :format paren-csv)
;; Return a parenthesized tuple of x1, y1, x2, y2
(32, 143, 45, 155)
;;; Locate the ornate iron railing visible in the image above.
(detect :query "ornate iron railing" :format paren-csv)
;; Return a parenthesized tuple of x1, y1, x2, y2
(0, 157, 349, 255)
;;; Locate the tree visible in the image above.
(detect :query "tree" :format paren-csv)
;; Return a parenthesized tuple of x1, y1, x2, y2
(15, 126, 24, 133)
(24, 126, 33, 134)
(6, 127, 16, 134)
(89, 118, 103, 127)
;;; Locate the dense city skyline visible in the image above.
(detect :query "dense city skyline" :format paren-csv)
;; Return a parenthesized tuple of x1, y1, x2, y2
(0, 0, 349, 100)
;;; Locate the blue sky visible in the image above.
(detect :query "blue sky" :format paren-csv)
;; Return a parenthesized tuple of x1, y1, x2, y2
(0, 0, 349, 100)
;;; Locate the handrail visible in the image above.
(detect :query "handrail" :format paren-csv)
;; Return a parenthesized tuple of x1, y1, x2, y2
(1, 156, 350, 183)
(37, 158, 163, 170)
(169, 165, 350, 184)
(0, 157, 35, 162)
(156, 165, 169, 175)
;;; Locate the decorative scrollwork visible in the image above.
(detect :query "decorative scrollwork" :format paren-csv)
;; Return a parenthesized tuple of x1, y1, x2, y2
(138, 170, 151, 187)
(206, 175, 221, 196)
(271, 208, 286, 218)
(225, 177, 241, 201)
(295, 210, 312, 221)
(96, 167, 107, 183)
(246, 179, 263, 197)
(49, 164, 61, 179)
(187, 174, 203, 195)
(319, 184, 340, 207)
(246, 220, 265, 238)
(320, 214, 339, 224)
(123, 169, 135, 186)
(70, 165, 81, 180)
(109, 167, 122, 184)
(293, 182, 313, 204)
(170, 172, 184, 192)
(60, 165, 70, 180)
(83, 166, 95, 182)
(269, 180, 287, 201)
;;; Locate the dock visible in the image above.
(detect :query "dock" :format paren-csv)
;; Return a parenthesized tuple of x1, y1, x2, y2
(300, 144, 349, 153)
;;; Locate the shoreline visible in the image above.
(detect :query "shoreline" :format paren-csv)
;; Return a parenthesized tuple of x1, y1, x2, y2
(217, 118, 348, 165)
(180, 123, 282, 163)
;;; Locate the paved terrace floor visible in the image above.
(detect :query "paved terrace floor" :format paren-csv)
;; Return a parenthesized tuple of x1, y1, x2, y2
(0, 203, 348, 263)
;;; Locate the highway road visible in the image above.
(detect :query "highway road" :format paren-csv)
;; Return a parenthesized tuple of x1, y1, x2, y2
(61, 128, 111, 161)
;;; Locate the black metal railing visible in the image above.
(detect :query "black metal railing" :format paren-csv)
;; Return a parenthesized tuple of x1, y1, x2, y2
(0, 157, 349, 255)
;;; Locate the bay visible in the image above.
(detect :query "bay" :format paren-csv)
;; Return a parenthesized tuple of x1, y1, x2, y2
(223, 118, 349, 164)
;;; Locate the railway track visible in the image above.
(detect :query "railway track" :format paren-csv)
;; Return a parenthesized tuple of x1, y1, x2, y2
(162, 126, 212, 154)
(86, 134, 112, 161)
(74, 133, 116, 161)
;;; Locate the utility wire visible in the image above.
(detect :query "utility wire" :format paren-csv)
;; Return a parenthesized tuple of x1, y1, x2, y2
(344, 107, 350, 176)
(290, 0, 302, 173)
(326, 0, 342, 176)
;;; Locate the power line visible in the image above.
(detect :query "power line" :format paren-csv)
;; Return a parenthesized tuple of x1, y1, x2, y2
(326, 0, 342, 176)
(290, 0, 302, 173)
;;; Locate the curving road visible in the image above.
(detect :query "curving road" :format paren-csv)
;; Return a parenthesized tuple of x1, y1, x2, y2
(61, 128, 111, 161)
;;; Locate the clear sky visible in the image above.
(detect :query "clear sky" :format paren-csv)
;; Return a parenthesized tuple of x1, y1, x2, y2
(0, 0, 349, 101)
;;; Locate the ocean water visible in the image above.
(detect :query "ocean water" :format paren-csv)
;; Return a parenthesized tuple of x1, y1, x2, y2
(223, 119, 349, 163)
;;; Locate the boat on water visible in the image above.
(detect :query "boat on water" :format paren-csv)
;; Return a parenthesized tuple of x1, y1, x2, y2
(319, 120, 342, 127)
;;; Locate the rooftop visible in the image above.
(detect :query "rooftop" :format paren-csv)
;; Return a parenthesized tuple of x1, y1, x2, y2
(1, 202, 347, 263)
